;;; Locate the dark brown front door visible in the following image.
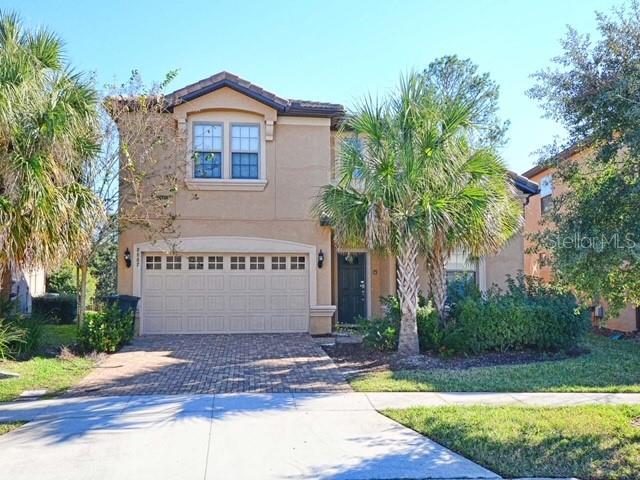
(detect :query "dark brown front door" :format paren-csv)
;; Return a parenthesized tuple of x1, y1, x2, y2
(337, 253, 366, 324)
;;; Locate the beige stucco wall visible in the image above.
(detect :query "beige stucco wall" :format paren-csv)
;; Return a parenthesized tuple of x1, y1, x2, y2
(118, 87, 336, 333)
(484, 232, 524, 289)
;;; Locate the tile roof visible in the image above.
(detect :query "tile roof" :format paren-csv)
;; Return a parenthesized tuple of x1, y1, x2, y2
(166, 71, 345, 124)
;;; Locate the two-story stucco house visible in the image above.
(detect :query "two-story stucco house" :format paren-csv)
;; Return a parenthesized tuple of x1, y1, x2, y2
(117, 72, 539, 336)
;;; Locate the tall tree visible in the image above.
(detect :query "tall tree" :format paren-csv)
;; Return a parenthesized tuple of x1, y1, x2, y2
(315, 70, 521, 354)
(74, 70, 184, 323)
(419, 57, 521, 318)
(0, 11, 102, 289)
(528, 1, 640, 316)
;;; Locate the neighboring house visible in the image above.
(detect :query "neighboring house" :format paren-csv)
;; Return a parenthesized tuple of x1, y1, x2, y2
(523, 146, 639, 332)
(117, 71, 538, 335)
(0, 267, 46, 314)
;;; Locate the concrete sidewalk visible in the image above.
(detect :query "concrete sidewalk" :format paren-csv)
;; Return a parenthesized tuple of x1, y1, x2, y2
(0, 393, 499, 480)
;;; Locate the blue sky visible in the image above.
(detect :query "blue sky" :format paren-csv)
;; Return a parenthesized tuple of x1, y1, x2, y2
(4, 0, 617, 173)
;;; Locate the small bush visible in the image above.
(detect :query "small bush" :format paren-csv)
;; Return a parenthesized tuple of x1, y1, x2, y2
(80, 304, 133, 353)
(359, 316, 398, 351)
(362, 295, 438, 352)
(32, 294, 77, 324)
(12, 315, 46, 357)
(0, 299, 26, 359)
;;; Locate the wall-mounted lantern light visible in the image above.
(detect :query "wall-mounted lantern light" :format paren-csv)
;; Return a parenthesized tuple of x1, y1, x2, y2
(317, 249, 325, 269)
(124, 248, 132, 268)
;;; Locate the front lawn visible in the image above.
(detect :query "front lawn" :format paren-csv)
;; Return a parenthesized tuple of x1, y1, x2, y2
(385, 405, 640, 480)
(0, 422, 25, 435)
(350, 334, 640, 392)
(0, 356, 94, 402)
(0, 324, 94, 402)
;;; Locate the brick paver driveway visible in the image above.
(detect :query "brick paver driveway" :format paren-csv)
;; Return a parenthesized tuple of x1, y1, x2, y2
(69, 334, 351, 396)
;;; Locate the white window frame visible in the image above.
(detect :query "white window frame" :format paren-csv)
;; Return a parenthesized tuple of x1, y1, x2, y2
(185, 115, 268, 191)
(230, 123, 261, 180)
(192, 122, 223, 179)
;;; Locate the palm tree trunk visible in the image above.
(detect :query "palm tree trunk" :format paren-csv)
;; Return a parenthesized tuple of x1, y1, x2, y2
(396, 235, 420, 355)
(425, 236, 448, 326)
(77, 260, 89, 327)
(429, 254, 447, 326)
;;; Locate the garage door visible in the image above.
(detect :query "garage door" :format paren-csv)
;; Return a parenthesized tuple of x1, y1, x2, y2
(141, 253, 309, 334)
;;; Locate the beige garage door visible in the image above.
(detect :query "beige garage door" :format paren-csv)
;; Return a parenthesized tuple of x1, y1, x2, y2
(141, 253, 309, 334)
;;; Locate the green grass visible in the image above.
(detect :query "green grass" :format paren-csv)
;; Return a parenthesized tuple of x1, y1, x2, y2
(0, 356, 94, 402)
(384, 405, 640, 480)
(0, 324, 92, 402)
(0, 422, 25, 435)
(41, 324, 79, 349)
(351, 334, 640, 392)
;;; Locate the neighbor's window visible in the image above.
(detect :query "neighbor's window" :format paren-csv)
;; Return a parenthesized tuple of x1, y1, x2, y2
(271, 256, 286, 270)
(208, 256, 223, 270)
(188, 255, 204, 270)
(540, 174, 553, 215)
(230, 256, 246, 270)
(250, 256, 265, 270)
(290, 256, 305, 270)
(445, 270, 476, 285)
(231, 125, 259, 179)
(166, 255, 182, 270)
(193, 123, 223, 179)
(146, 255, 162, 270)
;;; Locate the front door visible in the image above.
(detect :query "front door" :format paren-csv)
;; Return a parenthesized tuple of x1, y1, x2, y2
(337, 253, 366, 324)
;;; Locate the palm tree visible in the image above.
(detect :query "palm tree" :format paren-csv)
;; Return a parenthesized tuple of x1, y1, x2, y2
(314, 75, 432, 355)
(315, 70, 522, 354)
(0, 12, 102, 294)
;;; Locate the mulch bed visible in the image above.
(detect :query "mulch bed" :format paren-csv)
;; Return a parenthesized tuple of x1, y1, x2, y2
(323, 342, 588, 377)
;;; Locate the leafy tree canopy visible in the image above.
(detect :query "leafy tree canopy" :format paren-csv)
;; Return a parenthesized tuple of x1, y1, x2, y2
(528, 1, 640, 315)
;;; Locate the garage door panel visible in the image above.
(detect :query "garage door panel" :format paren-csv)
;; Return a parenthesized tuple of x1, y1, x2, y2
(142, 252, 309, 334)
(207, 296, 225, 310)
(270, 276, 288, 290)
(270, 295, 287, 311)
(248, 276, 266, 290)
(247, 315, 266, 331)
(146, 276, 164, 291)
(186, 295, 205, 311)
(187, 275, 206, 291)
(228, 276, 246, 291)
(289, 314, 307, 331)
(248, 295, 266, 311)
(145, 295, 165, 312)
(228, 295, 247, 312)
(288, 295, 307, 310)
(165, 295, 183, 312)
(288, 276, 307, 291)
(165, 276, 183, 290)
(207, 275, 224, 290)
(205, 315, 225, 331)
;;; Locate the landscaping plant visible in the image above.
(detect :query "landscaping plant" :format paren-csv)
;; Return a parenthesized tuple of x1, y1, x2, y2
(80, 304, 133, 353)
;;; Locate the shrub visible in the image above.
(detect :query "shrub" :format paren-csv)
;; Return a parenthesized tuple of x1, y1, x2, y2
(0, 318, 25, 359)
(362, 295, 438, 352)
(361, 274, 589, 355)
(359, 316, 398, 351)
(448, 274, 590, 354)
(80, 304, 133, 353)
(32, 294, 77, 324)
(12, 315, 46, 357)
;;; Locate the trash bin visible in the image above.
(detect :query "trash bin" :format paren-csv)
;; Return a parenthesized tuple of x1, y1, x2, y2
(102, 295, 140, 318)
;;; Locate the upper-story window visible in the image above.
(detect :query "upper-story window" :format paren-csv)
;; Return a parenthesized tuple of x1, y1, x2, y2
(193, 123, 223, 178)
(231, 125, 259, 179)
(540, 174, 553, 215)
